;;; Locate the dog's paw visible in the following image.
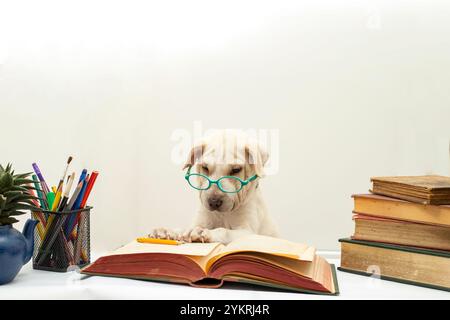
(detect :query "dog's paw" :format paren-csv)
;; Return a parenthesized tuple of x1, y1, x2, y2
(148, 228, 182, 241)
(182, 227, 212, 243)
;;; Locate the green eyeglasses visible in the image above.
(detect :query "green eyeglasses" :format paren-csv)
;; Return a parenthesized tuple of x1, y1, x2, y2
(185, 166, 258, 193)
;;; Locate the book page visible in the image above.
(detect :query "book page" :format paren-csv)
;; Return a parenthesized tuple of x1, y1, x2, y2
(206, 235, 316, 270)
(221, 252, 315, 277)
(224, 234, 315, 260)
(109, 240, 223, 257)
(372, 175, 450, 190)
(187, 245, 225, 272)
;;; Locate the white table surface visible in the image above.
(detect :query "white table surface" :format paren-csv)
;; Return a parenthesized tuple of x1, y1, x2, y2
(1, 255, 448, 300)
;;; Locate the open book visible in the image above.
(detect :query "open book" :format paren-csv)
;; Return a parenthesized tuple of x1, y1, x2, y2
(81, 235, 339, 295)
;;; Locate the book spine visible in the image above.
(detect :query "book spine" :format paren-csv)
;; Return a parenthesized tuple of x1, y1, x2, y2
(338, 267, 450, 292)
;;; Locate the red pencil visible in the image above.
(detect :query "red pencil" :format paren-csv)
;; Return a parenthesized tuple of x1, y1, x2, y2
(80, 171, 99, 208)
(69, 171, 99, 240)
(27, 184, 46, 227)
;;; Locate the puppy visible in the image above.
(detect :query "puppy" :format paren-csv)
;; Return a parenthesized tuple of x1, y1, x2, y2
(150, 130, 278, 244)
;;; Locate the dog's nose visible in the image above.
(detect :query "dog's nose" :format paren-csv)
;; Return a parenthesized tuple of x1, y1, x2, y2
(208, 197, 223, 210)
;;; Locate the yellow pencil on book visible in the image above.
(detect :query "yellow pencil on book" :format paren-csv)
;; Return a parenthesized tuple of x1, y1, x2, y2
(137, 237, 184, 246)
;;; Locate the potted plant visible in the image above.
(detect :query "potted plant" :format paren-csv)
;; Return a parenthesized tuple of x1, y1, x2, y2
(0, 163, 39, 285)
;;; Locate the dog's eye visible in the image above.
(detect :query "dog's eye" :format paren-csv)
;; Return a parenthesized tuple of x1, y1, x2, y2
(202, 166, 209, 173)
(230, 167, 242, 175)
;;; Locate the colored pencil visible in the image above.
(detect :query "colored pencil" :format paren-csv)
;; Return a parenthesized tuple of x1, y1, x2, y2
(73, 172, 98, 264)
(31, 157, 98, 270)
(32, 174, 48, 210)
(137, 238, 184, 245)
(62, 169, 87, 236)
(73, 220, 83, 264)
(72, 175, 89, 210)
(77, 169, 88, 188)
(80, 171, 98, 208)
(38, 172, 75, 267)
(32, 163, 50, 195)
(42, 192, 56, 236)
(51, 183, 63, 211)
(61, 179, 84, 239)
(65, 174, 89, 238)
(27, 185, 45, 239)
(36, 215, 68, 266)
(70, 171, 99, 241)
(65, 180, 84, 211)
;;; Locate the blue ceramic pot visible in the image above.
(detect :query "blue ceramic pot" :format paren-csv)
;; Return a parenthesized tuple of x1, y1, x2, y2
(0, 219, 38, 285)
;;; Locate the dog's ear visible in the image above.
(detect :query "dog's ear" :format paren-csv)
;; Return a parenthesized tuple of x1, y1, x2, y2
(183, 143, 206, 170)
(245, 143, 269, 177)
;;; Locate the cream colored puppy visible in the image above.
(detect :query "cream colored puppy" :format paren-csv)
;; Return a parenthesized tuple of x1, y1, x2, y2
(150, 130, 278, 244)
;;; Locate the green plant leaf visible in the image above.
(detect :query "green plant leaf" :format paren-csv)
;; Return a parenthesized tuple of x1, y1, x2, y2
(0, 163, 40, 225)
(2, 190, 22, 196)
(13, 172, 32, 179)
(13, 178, 36, 186)
(3, 186, 28, 193)
(6, 210, 28, 216)
(0, 198, 6, 212)
(0, 216, 19, 225)
(4, 203, 33, 210)
(5, 194, 34, 203)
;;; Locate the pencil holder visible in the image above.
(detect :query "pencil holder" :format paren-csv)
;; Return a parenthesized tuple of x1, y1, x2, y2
(31, 207, 92, 272)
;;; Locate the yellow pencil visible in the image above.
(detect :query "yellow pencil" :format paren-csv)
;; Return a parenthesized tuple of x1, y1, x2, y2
(32, 212, 45, 240)
(51, 183, 63, 211)
(137, 237, 184, 245)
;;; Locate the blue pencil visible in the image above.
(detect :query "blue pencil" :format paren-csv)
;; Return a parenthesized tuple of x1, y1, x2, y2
(65, 172, 89, 237)
(73, 172, 89, 210)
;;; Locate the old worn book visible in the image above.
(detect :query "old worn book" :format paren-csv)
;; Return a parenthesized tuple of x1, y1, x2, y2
(352, 194, 450, 227)
(82, 235, 339, 295)
(339, 239, 450, 291)
(371, 175, 450, 205)
(352, 214, 450, 251)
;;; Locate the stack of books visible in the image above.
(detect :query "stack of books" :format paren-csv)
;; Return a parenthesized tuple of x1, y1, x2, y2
(339, 175, 450, 291)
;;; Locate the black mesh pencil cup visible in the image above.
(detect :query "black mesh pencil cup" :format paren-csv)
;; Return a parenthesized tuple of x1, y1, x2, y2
(31, 207, 91, 272)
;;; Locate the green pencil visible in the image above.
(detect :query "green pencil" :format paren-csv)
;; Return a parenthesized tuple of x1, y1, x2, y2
(32, 174, 48, 210)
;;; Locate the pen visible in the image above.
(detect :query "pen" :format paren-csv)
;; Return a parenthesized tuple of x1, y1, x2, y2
(32, 163, 50, 195)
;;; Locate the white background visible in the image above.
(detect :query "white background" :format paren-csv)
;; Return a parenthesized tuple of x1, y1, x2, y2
(1, 0, 450, 252)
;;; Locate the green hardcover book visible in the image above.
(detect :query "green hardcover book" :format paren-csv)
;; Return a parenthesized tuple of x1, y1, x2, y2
(338, 238, 450, 292)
